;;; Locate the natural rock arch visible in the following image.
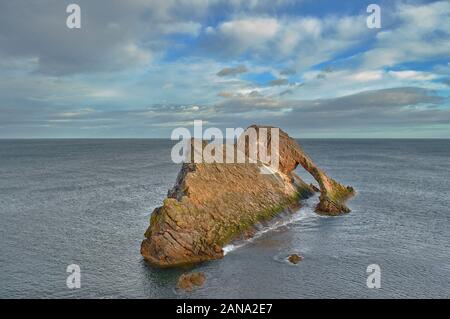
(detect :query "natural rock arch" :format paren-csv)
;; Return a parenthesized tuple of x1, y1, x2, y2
(141, 125, 355, 267)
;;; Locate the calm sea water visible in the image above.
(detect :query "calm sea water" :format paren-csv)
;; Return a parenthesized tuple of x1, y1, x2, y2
(0, 139, 449, 298)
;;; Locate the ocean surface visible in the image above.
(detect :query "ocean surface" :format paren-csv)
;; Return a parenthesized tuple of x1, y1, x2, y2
(0, 139, 449, 298)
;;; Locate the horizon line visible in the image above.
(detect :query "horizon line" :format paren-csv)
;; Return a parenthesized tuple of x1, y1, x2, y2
(1, 137, 450, 140)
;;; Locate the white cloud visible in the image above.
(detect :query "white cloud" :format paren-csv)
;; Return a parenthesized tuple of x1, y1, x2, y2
(286, 66, 444, 101)
(119, 43, 153, 67)
(88, 89, 123, 99)
(1, 0, 449, 138)
(204, 13, 370, 72)
(361, 1, 450, 69)
(388, 70, 437, 81)
(218, 18, 280, 52)
(58, 108, 95, 118)
(159, 21, 202, 36)
(350, 70, 384, 82)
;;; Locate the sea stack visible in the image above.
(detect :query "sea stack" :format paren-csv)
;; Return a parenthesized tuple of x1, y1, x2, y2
(141, 126, 354, 267)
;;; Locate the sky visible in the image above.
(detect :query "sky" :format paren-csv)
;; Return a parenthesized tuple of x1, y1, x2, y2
(0, 0, 449, 138)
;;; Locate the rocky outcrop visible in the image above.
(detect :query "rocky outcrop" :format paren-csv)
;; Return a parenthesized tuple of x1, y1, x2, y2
(246, 125, 355, 215)
(288, 254, 303, 264)
(177, 272, 206, 291)
(141, 126, 354, 267)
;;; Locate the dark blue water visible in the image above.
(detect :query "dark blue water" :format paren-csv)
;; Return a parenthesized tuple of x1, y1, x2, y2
(0, 139, 449, 298)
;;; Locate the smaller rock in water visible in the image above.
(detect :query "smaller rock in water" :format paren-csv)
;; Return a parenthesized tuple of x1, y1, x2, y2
(177, 272, 206, 291)
(288, 254, 302, 264)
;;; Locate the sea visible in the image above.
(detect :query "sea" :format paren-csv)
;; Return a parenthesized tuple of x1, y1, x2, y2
(0, 139, 449, 298)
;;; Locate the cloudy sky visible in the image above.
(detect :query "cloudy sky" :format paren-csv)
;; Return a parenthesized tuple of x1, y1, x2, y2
(0, 0, 449, 138)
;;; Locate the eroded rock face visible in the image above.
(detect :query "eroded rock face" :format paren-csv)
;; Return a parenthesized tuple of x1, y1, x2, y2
(141, 126, 354, 267)
(248, 126, 355, 215)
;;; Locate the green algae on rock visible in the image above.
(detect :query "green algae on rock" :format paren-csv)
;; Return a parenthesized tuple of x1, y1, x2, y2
(141, 126, 354, 267)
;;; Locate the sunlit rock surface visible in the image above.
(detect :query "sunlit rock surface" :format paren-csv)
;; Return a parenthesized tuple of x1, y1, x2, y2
(141, 126, 354, 266)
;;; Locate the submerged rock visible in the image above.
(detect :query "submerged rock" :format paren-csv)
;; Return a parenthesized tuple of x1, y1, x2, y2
(288, 254, 302, 264)
(177, 272, 206, 291)
(141, 125, 354, 267)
